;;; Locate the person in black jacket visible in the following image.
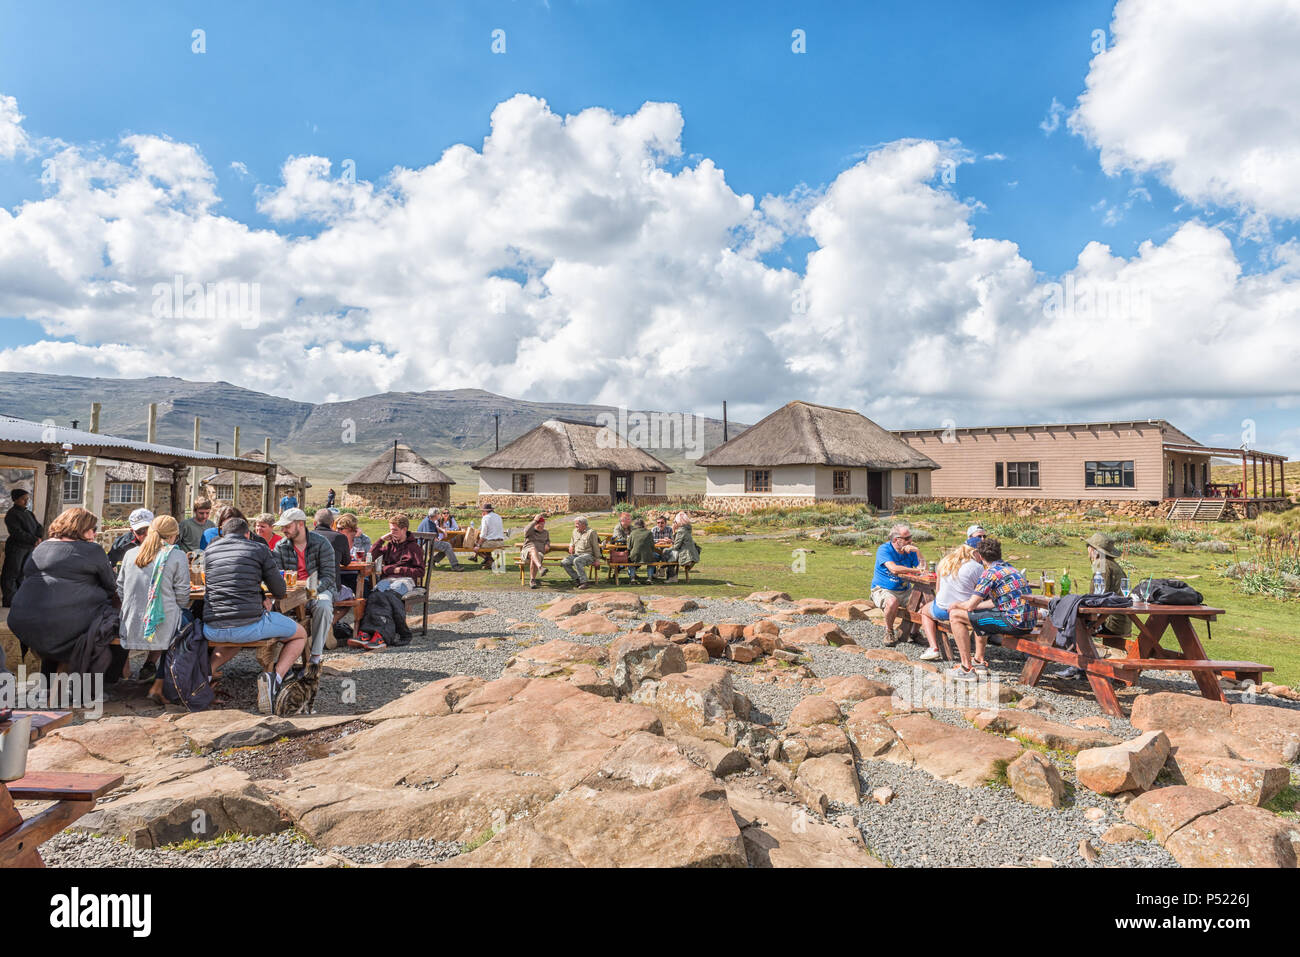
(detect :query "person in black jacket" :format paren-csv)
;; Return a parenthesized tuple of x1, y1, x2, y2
(8, 506, 120, 678)
(203, 517, 307, 713)
(2, 487, 43, 606)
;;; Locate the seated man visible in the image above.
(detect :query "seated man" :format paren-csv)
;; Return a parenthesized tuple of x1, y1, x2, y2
(947, 537, 1035, 682)
(107, 508, 154, 567)
(417, 507, 463, 571)
(562, 515, 600, 589)
(270, 508, 339, 669)
(202, 516, 308, 713)
(608, 511, 634, 546)
(177, 498, 214, 553)
(371, 515, 426, 595)
(871, 524, 922, 646)
(468, 502, 506, 567)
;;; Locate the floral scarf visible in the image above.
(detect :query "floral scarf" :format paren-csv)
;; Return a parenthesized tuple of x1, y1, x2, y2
(143, 543, 178, 644)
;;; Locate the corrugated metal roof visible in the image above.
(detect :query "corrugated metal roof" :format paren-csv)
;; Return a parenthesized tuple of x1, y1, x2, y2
(0, 415, 278, 473)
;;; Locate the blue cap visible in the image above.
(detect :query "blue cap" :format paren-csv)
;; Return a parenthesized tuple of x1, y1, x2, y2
(965, 536, 984, 547)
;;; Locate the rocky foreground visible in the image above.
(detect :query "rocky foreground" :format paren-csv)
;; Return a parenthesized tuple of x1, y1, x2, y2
(25, 589, 1300, 868)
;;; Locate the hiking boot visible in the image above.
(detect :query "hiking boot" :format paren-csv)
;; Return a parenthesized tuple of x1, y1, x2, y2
(529, 578, 538, 589)
(1053, 665, 1084, 680)
(137, 660, 157, 682)
(256, 672, 275, 714)
(883, 627, 901, 647)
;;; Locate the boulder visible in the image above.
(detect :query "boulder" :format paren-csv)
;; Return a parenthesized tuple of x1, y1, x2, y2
(700, 631, 726, 658)
(716, 623, 747, 641)
(586, 591, 645, 613)
(503, 639, 610, 678)
(796, 753, 861, 805)
(1123, 786, 1232, 843)
(725, 641, 761, 663)
(367, 675, 486, 722)
(651, 619, 682, 637)
(74, 766, 284, 849)
(794, 599, 835, 615)
(1075, 731, 1170, 795)
(266, 678, 664, 848)
(1100, 824, 1149, 844)
(608, 634, 687, 695)
(886, 713, 1023, 787)
(727, 784, 882, 867)
(556, 612, 620, 635)
(844, 700, 909, 759)
(441, 732, 747, 868)
(1006, 751, 1065, 809)
(820, 674, 895, 706)
(1163, 804, 1299, 868)
(788, 695, 843, 729)
(426, 609, 489, 624)
(785, 723, 853, 760)
(682, 643, 711, 664)
(539, 596, 589, 620)
(746, 591, 792, 603)
(1130, 692, 1300, 764)
(648, 597, 699, 614)
(172, 713, 354, 752)
(630, 665, 744, 746)
(781, 622, 855, 648)
(827, 601, 871, 621)
(971, 710, 1122, 753)
(1164, 749, 1290, 807)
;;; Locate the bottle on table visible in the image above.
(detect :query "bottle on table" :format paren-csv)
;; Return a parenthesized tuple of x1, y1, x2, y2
(1060, 568, 1072, 596)
(1092, 571, 1105, 595)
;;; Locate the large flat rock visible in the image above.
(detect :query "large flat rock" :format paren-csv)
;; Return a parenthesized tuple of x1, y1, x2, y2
(971, 709, 1121, 753)
(885, 713, 1023, 787)
(1130, 692, 1300, 764)
(1163, 804, 1299, 868)
(727, 784, 882, 867)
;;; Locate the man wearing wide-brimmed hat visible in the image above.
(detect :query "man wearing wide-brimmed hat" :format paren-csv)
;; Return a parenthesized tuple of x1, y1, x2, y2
(1084, 532, 1130, 638)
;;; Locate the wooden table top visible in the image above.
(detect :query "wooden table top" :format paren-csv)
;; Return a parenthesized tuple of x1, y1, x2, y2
(1025, 594, 1224, 617)
(0, 710, 72, 745)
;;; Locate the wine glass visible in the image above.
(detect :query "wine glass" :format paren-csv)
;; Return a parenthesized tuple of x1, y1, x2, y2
(1119, 576, 1131, 598)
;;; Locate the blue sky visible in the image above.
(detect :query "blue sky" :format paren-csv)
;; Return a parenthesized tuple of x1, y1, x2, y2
(0, 0, 1297, 455)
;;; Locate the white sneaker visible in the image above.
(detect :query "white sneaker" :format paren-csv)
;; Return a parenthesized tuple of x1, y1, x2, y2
(919, 649, 942, 661)
(256, 672, 274, 714)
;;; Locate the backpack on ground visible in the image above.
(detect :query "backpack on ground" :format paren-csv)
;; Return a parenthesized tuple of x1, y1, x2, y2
(160, 619, 215, 712)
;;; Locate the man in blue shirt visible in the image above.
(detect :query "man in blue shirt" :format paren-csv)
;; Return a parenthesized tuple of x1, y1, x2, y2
(871, 523, 924, 646)
(279, 490, 298, 512)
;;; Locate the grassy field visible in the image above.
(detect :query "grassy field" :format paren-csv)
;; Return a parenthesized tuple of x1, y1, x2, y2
(360, 504, 1300, 686)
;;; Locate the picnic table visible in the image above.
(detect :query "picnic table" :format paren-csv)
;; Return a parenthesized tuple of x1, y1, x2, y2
(897, 567, 1272, 716)
(335, 560, 377, 626)
(1012, 594, 1272, 716)
(1, 710, 124, 867)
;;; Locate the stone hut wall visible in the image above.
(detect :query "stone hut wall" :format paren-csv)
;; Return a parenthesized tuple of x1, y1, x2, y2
(343, 483, 452, 510)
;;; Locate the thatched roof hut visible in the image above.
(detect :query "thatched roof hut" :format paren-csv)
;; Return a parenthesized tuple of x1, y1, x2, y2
(698, 401, 938, 470)
(474, 419, 673, 474)
(342, 444, 455, 510)
(205, 451, 308, 491)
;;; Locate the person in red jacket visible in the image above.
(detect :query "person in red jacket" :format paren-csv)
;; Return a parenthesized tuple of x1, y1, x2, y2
(371, 515, 425, 596)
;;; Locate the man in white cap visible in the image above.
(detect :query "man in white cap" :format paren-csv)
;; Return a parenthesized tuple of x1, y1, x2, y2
(107, 508, 155, 567)
(967, 524, 986, 542)
(269, 507, 337, 665)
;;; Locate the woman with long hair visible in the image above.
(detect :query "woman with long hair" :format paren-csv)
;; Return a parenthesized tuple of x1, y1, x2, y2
(117, 514, 191, 682)
(8, 506, 119, 676)
(918, 538, 982, 662)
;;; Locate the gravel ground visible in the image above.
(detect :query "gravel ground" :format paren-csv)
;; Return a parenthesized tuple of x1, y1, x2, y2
(48, 585, 1300, 868)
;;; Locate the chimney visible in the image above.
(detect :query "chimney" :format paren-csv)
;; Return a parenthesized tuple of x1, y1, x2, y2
(722, 401, 728, 443)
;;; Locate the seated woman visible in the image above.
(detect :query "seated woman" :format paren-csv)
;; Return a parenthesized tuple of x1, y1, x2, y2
(918, 540, 981, 662)
(117, 514, 191, 685)
(661, 511, 701, 583)
(519, 514, 550, 589)
(626, 518, 658, 584)
(8, 506, 123, 680)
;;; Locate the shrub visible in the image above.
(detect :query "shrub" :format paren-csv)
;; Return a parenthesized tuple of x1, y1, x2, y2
(1083, 508, 1106, 519)
(1194, 540, 1232, 554)
(902, 501, 946, 514)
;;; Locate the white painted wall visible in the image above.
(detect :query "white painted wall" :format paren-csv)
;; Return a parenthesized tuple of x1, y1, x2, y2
(705, 464, 816, 496)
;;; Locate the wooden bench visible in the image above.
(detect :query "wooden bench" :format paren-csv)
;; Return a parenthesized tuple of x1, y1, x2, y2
(605, 560, 691, 584)
(905, 606, 1044, 663)
(1, 711, 124, 867)
(518, 551, 599, 585)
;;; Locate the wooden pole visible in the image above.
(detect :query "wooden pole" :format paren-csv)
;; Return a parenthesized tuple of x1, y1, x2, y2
(83, 402, 101, 515)
(262, 437, 273, 515)
(144, 402, 157, 513)
(170, 467, 186, 520)
(191, 417, 201, 512)
(1242, 452, 1248, 500)
(232, 425, 241, 510)
(42, 456, 65, 529)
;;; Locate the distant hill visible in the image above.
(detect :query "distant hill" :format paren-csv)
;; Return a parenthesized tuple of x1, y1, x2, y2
(0, 373, 748, 498)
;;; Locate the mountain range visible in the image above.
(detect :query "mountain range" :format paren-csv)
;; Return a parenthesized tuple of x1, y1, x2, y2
(0, 373, 748, 495)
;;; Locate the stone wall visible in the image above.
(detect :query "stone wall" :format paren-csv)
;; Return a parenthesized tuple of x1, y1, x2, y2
(202, 482, 284, 517)
(895, 495, 1195, 521)
(475, 493, 612, 513)
(344, 483, 452, 510)
(702, 495, 830, 515)
(101, 484, 178, 524)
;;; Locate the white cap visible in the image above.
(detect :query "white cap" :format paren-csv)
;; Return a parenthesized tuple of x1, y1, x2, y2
(967, 524, 985, 537)
(274, 507, 309, 527)
(129, 508, 155, 531)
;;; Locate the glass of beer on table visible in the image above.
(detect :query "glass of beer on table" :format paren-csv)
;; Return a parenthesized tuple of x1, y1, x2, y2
(285, 570, 298, 588)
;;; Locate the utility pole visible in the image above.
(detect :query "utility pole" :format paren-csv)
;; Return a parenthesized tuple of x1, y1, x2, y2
(722, 401, 728, 443)
(144, 402, 157, 512)
(232, 425, 241, 510)
(191, 416, 201, 510)
(263, 437, 273, 514)
(494, 412, 500, 451)
(84, 403, 101, 513)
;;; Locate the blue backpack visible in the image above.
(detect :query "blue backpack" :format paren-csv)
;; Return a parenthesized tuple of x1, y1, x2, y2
(160, 619, 215, 712)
